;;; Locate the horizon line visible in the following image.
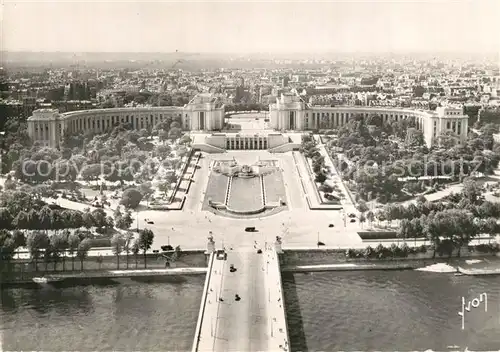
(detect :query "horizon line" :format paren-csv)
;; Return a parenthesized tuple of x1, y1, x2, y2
(2, 50, 499, 55)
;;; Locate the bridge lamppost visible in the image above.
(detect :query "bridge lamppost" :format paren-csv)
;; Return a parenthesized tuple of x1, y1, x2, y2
(211, 317, 214, 337)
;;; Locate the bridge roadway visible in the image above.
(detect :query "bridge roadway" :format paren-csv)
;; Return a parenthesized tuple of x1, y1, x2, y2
(194, 245, 289, 352)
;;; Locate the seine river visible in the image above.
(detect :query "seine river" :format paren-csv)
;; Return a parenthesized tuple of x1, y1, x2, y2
(2, 271, 500, 351)
(283, 271, 500, 351)
(0, 276, 205, 351)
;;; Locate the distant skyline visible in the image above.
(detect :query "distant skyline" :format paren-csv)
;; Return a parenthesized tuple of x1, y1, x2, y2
(2, 1, 499, 54)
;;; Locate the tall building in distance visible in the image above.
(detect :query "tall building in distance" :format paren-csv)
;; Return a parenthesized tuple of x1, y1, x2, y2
(282, 76, 290, 88)
(234, 77, 246, 103)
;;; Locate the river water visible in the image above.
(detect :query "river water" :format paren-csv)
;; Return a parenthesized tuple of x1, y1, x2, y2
(2, 271, 500, 351)
(0, 276, 205, 351)
(283, 271, 500, 351)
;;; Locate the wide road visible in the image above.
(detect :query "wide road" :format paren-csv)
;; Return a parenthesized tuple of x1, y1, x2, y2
(212, 247, 270, 351)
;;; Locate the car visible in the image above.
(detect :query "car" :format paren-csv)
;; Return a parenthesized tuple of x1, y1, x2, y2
(328, 224, 334, 228)
(348, 213, 356, 218)
(216, 250, 227, 260)
(147, 221, 154, 224)
(245, 227, 256, 232)
(161, 245, 174, 251)
(350, 219, 356, 223)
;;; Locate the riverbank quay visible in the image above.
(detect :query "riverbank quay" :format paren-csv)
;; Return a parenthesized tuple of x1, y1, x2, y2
(1, 267, 208, 286)
(279, 248, 500, 273)
(457, 258, 500, 275)
(282, 262, 419, 272)
(0, 250, 208, 285)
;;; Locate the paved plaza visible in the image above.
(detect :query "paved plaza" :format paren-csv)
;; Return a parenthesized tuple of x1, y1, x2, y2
(224, 113, 270, 132)
(137, 150, 363, 251)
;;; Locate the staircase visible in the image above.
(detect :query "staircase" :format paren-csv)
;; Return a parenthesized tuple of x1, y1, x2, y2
(225, 176, 233, 205)
(192, 143, 226, 153)
(261, 176, 267, 206)
(268, 143, 300, 153)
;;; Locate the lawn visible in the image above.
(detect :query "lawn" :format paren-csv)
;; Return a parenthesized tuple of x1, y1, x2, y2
(263, 171, 286, 204)
(204, 172, 229, 204)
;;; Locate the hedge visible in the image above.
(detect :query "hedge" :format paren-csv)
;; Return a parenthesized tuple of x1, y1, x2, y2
(358, 231, 398, 240)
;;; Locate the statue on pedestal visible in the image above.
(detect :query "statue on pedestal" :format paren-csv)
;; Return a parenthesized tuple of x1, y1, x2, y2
(206, 234, 215, 253)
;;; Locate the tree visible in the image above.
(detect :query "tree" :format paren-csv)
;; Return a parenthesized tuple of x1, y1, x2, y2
(91, 208, 108, 229)
(438, 131, 459, 149)
(315, 173, 327, 183)
(0, 230, 16, 263)
(115, 208, 133, 230)
(67, 233, 80, 271)
(168, 127, 182, 140)
(132, 239, 140, 268)
(114, 207, 122, 222)
(82, 208, 94, 229)
(111, 233, 125, 269)
(416, 195, 427, 204)
(158, 182, 170, 198)
(50, 232, 68, 271)
(178, 134, 192, 145)
(27, 231, 50, 271)
(76, 238, 92, 271)
(138, 228, 154, 268)
(166, 173, 178, 186)
(462, 178, 483, 205)
(0, 208, 13, 229)
(154, 144, 171, 159)
(123, 232, 134, 269)
(172, 245, 182, 262)
(177, 145, 189, 158)
(359, 213, 366, 228)
(319, 183, 333, 194)
(398, 218, 412, 243)
(159, 129, 168, 143)
(357, 200, 369, 213)
(366, 211, 375, 228)
(38, 206, 54, 232)
(139, 182, 154, 206)
(81, 164, 103, 183)
(446, 209, 477, 257)
(12, 211, 29, 229)
(120, 188, 143, 209)
(11, 230, 26, 248)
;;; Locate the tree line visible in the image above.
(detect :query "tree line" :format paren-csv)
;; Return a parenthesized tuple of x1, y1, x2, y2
(326, 113, 500, 203)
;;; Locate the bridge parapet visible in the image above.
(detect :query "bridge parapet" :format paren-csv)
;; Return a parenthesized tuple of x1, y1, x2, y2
(194, 246, 289, 352)
(191, 251, 216, 352)
(265, 245, 291, 351)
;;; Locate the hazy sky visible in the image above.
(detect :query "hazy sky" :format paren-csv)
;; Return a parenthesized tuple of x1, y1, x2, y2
(2, 0, 499, 53)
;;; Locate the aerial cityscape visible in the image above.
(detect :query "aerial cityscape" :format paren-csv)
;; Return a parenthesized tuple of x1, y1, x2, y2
(1, 1, 500, 351)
